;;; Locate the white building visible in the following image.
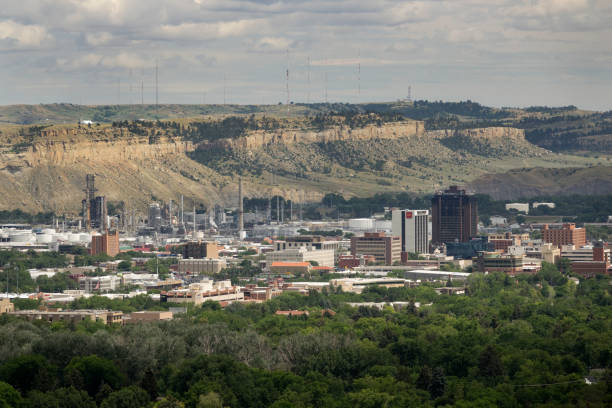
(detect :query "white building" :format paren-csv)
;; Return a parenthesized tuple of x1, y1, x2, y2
(161, 279, 243, 305)
(489, 216, 508, 226)
(392, 209, 429, 254)
(505, 203, 530, 214)
(79, 276, 121, 293)
(533, 202, 555, 209)
(266, 247, 335, 267)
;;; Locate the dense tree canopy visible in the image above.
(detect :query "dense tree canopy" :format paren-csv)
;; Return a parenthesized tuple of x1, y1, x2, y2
(0, 265, 611, 407)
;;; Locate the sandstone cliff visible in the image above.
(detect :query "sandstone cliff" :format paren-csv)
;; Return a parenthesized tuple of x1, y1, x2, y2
(199, 121, 424, 151)
(0, 121, 588, 215)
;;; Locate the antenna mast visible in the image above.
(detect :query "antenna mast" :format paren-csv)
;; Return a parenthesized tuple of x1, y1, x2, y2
(286, 48, 290, 113)
(324, 72, 328, 103)
(307, 56, 311, 104)
(155, 59, 159, 113)
(357, 49, 361, 98)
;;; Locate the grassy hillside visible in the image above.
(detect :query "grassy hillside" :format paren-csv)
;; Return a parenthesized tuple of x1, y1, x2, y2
(0, 110, 609, 213)
(468, 166, 612, 200)
(1, 101, 611, 154)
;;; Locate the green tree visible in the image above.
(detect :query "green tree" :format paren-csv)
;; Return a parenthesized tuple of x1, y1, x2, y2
(478, 345, 504, 384)
(197, 392, 223, 408)
(0, 381, 22, 408)
(0, 354, 56, 393)
(64, 355, 126, 397)
(100, 386, 150, 408)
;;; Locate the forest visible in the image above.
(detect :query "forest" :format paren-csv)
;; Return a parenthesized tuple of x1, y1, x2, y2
(0, 264, 611, 407)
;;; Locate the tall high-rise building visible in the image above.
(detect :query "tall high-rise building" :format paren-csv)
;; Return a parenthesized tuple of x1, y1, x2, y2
(392, 209, 429, 254)
(90, 230, 119, 257)
(431, 186, 478, 245)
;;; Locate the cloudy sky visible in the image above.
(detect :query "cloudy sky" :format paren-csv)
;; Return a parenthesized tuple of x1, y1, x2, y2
(1, 0, 611, 109)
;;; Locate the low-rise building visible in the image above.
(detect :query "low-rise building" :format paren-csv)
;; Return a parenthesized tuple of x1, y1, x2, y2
(275, 236, 343, 263)
(269, 261, 311, 276)
(505, 203, 529, 214)
(543, 223, 587, 248)
(571, 242, 611, 278)
(178, 258, 227, 275)
(0, 298, 14, 313)
(160, 280, 243, 305)
(266, 247, 335, 267)
(533, 202, 555, 209)
(9, 309, 123, 325)
(337, 254, 375, 269)
(561, 244, 607, 262)
(79, 275, 121, 293)
(476, 252, 525, 275)
(275, 310, 310, 317)
(125, 311, 173, 323)
(329, 277, 406, 294)
(350, 232, 401, 265)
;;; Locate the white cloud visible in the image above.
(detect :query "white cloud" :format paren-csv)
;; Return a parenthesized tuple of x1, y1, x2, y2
(0, 0, 611, 108)
(0, 20, 50, 48)
(85, 32, 113, 46)
(157, 19, 263, 40)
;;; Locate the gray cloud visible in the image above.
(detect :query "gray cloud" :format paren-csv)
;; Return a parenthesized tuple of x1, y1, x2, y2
(0, 0, 611, 109)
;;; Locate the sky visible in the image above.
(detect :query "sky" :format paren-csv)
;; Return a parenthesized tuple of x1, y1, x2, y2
(1, 0, 611, 110)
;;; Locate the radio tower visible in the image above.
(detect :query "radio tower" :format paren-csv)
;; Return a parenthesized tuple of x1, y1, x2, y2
(286, 49, 290, 113)
(357, 49, 361, 98)
(307, 56, 311, 104)
(155, 60, 159, 107)
(407, 85, 412, 103)
(324, 72, 328, 103)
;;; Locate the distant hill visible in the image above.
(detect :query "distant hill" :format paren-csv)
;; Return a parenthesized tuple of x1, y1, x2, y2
(468, 166, 612, 200)
(0, 113, 605, 214)
(1, 101, 611, 153)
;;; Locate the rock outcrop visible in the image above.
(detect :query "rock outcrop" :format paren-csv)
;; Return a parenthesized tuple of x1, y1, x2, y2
(200, 121, 424, 151)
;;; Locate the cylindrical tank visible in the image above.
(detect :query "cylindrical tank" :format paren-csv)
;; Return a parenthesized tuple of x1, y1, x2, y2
(36, 234, 53, 243)
(42, 228, 56, 234)
(9, 232, 35, 243)
(79, 233, 91, 243)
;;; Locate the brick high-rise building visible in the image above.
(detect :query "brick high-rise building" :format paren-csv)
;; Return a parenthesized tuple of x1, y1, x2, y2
(90, 230, 119, 257)
(431, 186, 478, 245)
(350, 232, 401, 265)
(542, 223, 586, 248)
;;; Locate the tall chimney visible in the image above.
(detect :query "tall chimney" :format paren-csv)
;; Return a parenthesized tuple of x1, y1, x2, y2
(238, 176, 244, 233)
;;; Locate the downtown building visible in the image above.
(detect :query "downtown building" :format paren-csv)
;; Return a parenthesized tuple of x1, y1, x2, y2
(392, 209, 429, 256)
(431, 186, 478, 245)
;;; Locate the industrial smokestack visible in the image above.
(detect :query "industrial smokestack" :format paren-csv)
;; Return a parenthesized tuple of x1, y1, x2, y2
(238, 176, 244, 233)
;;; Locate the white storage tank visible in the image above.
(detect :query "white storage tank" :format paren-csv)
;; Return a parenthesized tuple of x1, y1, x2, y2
(9, 232, 35, 243)
(36, 233, 53, 243)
